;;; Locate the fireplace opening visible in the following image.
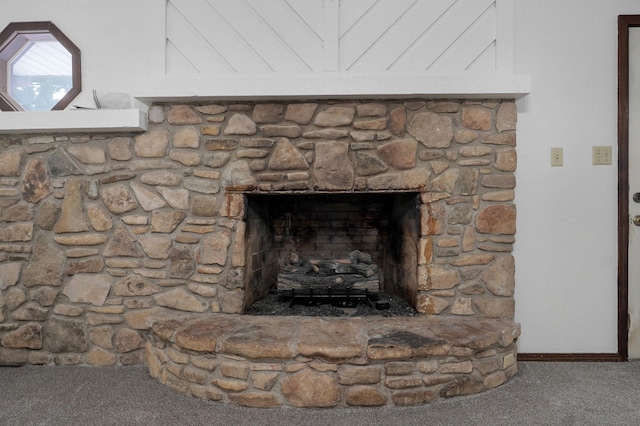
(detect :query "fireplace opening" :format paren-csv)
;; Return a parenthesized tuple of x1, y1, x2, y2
(243, 192, 420, 315)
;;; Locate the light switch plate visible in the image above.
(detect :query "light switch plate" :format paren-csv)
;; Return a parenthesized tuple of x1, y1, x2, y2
(592, 146, 612, 165)
(551, 147, 563, 166)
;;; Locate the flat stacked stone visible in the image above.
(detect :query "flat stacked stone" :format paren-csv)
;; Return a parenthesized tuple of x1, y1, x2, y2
(0, 98, 518, 371)
(146, 314, 520, 408)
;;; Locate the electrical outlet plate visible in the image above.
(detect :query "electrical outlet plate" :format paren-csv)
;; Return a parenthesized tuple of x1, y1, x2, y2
(550, 147, 563, 166)
(592, 146, 612, 165)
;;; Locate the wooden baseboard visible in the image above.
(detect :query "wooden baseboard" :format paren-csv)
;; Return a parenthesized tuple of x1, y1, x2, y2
(517, 353, 624, 362)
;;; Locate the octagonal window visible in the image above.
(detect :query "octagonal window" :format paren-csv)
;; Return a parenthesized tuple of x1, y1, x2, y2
(0, 22, 81, 111)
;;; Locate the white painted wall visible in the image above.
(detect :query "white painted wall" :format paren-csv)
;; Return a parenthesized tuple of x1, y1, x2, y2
(513, 0, 640, 353)
(2, 0, 638, 353)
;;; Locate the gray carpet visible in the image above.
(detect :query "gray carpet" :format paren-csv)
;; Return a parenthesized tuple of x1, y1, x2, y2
(1, 362, 639, 425)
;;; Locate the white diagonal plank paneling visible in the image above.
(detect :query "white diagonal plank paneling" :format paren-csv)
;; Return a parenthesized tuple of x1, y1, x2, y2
(166, 0, 508, 75)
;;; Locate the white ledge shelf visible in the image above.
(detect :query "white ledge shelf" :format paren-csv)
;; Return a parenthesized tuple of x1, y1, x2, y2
(135, 73, 531, 104)
(0, 74, 531, 134)
(0, 109, 147, 134)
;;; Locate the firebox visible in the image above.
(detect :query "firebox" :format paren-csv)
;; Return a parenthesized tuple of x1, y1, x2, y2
(243, 192, 420, 310)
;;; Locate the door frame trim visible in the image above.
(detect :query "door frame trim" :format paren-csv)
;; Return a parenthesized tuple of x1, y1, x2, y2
(616, 15, 640, 362)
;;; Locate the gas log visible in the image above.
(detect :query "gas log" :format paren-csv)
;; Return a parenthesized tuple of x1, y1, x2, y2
(277, 250, 380, 294)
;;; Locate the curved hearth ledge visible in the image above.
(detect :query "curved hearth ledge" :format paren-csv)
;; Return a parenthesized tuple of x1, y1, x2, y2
(145, 314, 520, 408)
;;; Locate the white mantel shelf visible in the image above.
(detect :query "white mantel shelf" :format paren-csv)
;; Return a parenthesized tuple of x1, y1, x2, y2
(0, 109, 148, 134)
(0, 74, 530, 134)
(135, 73, 532, 104)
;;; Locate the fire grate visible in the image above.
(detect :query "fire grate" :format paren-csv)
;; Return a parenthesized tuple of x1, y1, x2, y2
(285, 288, 390, 310)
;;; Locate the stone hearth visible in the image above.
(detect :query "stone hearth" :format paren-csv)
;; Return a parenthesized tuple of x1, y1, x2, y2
(146, 314, 520, 407)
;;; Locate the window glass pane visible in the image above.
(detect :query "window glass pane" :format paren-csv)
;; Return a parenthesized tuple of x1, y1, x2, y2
(8, 40, 73, 111)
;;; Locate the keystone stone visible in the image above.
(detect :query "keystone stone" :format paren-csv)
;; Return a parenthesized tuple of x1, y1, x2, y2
(313, 141, 354, 190)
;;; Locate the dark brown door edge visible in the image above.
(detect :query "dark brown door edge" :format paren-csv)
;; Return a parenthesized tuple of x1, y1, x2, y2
(616, 15, 640, 362)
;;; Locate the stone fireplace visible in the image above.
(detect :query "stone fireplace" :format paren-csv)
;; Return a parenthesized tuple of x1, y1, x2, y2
(0, 98, 519, 407)
(201, 99, 518, 318)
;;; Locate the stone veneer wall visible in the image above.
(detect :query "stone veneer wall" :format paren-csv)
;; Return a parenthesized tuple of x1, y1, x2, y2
(0, 99, 517, 366)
